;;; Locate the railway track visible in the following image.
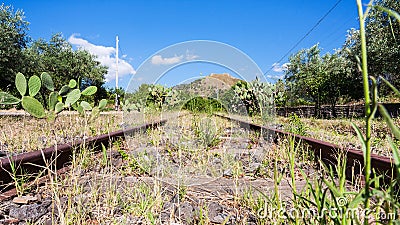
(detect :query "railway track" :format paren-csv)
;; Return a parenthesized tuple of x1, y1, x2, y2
(214, 114, 395, 184)
(0, 118, 167, 200)
(0, 113, 396, 200)
(0, 112, 397, 223)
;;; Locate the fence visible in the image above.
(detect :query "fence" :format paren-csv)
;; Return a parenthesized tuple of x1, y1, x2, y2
(276, 103, 400, 118)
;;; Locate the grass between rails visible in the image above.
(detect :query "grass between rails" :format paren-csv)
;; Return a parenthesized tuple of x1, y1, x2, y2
(2, 112, 399, 224)
(0, 113, 321, 224)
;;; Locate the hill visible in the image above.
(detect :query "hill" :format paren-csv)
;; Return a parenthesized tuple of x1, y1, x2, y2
(209, 73, 240, 86)
(173, 73, 240, 97)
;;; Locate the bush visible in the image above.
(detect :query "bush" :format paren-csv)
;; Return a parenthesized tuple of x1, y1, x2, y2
(183, 96, 226, 113)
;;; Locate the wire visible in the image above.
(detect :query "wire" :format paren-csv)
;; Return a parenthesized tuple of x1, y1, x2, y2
(263, 0, 343, 76)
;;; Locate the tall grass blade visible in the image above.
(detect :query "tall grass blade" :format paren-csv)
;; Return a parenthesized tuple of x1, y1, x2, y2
(348, 190, 364, 208)
(388, 16, 397, 43)
(379, 76, 400, 97)
(370, 76, 378, 117)
(378, 105, 400, 140)
(352, 122, 367, 158)
(323, 178, 340, 198)
(376, 6, 400, 23)
(339, 154, 347, 195)
(388, 138, 400, 179)
(357, 0, 372, 212)
(363, 0, 375, 20)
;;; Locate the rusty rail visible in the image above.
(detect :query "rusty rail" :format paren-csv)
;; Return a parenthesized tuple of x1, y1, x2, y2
(0, 119, 167, 196)
(215, 114, 395, 183)
(1, 112, 396, 202)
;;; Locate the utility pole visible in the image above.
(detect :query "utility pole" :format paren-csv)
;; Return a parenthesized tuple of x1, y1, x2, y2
(115, 36, 119, 111)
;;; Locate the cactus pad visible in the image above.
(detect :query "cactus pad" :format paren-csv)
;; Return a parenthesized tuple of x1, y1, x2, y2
(21, 96, 46, 118)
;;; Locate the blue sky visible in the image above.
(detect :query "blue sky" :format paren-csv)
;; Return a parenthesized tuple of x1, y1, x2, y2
(4, 0, 364, 90)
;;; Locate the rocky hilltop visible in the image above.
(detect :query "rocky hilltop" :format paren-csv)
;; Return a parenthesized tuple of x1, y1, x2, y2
(173, 73, 240, 97)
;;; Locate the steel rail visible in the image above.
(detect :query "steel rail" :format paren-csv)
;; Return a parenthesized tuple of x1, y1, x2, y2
(215, 114, 395, 184)
(1, 112, 396, 202)
(0, 119, 167, 199)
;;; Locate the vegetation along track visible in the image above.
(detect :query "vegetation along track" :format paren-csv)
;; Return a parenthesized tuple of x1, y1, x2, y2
(215, 114, 395, 184)
(0, 117, 168, 199)
(0, 112, 397, 224)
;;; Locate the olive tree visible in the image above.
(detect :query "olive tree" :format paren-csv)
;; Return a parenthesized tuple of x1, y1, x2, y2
(285, 44, 327, 117)
(0, 4, 29, 94)
(24, 33, 108, 103)
(285, 44, 353, 117)
(344, 0, 400, 96)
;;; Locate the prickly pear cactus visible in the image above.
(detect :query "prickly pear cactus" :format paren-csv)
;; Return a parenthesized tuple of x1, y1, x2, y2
(229, 79, 274, 118)
(147, 84, 174, 109)
(21, 96, 46, 118)
(15, 72, 27, 96)
(65, 89, 81, 107)
(80, 101, 92, 110)
(59, 85, 71, 96)
(48, 92, 58, 111)
(232, 80, 257, 115)
(28, 75, 41, 97)
(122, 99, 143, 112)
(89, 106, 101, 123)
(41, 72, 54, 91)
(0, 72, 108, 119)
(98, 99, 108, 110)
(81, 86, 97, 96)
(55, 102, 64, 114)
(250, 78, 275, 120)
(0, 92, 21, 104)
(69, 79, 77, 88)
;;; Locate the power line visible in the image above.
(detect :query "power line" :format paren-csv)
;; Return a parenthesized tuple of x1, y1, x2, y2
(264, 0, 343, 76)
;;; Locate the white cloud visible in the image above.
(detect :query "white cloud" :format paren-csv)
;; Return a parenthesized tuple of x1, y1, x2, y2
(265, 74, 284, 80)
(68, 34, 136, 82)
(272, 62, 289, 72)
(186, 54, 199, 61)
(151, 55, 183, 65)
(150, 50, 199, 65)
(131, 76, 144, 81)
(185, 49, 199, 60)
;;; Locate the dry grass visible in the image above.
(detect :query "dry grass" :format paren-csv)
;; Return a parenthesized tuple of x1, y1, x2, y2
(0, 113, 122, 155)
(224, 112, 400, 157)
(277, 116, 400, 157)
(3, 112, 377, 224)
(9, 113, 322, 224)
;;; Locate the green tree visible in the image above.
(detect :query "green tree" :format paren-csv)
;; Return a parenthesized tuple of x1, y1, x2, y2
(320, 51, 354, 116)
(285, 44, 326, 117)
(344, 0, 400, 96)
(285, 44, 354, 117)
(0, 4, 29, 94)
(24, 33, 108, 103)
